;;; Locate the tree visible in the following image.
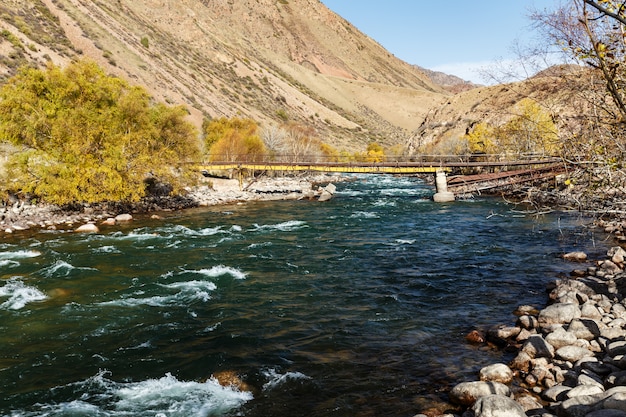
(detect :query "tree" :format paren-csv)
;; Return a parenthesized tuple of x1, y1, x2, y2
(466, 122, 497, 155)
(498, 99, 560, 155)
(204, 117, 266, 162)
(0, 60, 200, 205)
(260, 124, 286, 161)
(531, 0, 626, 161)
(365, 142, 385, 162)
(282, 122, 320, 162)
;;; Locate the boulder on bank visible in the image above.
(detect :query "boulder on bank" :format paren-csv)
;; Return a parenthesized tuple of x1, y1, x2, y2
(75, 223, 99, 233)
(471, 394, 526, 417)
(479, 363, 514, 384)
(115, 213, 133, 222)
(538, 303, 581, 326)
(449, 381, 511, 406)
(318, 183, 336, 202)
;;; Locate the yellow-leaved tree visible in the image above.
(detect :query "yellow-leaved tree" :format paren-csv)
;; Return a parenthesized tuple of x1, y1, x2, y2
(365, 142, 385, 162)
(466, 122, 497, 154)
(498, 98, 560, 156)
(0, 60, 200, 205)
(204, 117, 267, 162)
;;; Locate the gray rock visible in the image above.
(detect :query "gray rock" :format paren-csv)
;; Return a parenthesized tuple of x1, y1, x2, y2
(602, 392, 626, 412)
(115, 213, 133, 222)
(558, 394, 602, 417)
(600, 260, 622, 274)
(471, 394, 526, 417)
(581, 302, 604, 320)
(514, 394, 545, 412)
(566, 384, 604, 398)
(518, 314, 539, 330)
(493, 325, 521, 340)
(609, 246, 626, 265)
(546, 327, 578, 349)
(607, 341, 626, 357)
(543, 385, 571, 402)
(602, 327, 626, 341)
(522, 335, 556, 359)
(510, 351, 532, 373)
(538, 304, 581, 327)
(568, 318, 601, 341)
(556, 345, 595, 362)
(75, 223, 99, 233)
(449, 381, 511, 406)
(564, 252, 588, 262)
(479, 363, 513, 384)
(585, 410, 626, 417)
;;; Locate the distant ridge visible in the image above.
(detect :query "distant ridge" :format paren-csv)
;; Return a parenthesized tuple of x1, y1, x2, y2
(416, 66, 481, 93)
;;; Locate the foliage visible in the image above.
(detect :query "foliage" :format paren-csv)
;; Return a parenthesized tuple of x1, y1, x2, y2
(365, 142, 384, 162)
(466, 122, 496, 154)
(498, 99, 560, 155)
(0, 60, 200, 205)
(204, 117, 267, 162)
(319, 142, 340, 162)
(465, 99, 559, 156)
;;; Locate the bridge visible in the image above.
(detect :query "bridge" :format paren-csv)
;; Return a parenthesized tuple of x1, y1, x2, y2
(198, 155, 565, 202)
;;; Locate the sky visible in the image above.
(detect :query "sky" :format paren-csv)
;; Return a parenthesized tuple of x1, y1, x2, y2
(319, 0, 561, 84)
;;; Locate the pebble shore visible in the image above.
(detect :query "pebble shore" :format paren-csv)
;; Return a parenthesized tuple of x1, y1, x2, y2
(426, 219, 626, 417)
(0, 174, 343, 235)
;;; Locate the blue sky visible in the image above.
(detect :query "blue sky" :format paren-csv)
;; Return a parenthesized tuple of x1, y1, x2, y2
(319, 0, 560, 84)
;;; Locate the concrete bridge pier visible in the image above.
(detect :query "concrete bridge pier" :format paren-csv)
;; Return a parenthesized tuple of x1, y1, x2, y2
(433, 169, 455, 203)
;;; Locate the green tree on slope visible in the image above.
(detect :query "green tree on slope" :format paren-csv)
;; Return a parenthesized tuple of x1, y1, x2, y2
(0, 60, 200, 205)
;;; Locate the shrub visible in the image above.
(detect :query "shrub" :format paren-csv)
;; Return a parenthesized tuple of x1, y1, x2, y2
(0, 60, 200, 204)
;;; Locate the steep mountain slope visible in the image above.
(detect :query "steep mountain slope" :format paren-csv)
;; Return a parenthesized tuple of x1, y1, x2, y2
(0, 0, 450, 150)
(407, 67, 586, 154)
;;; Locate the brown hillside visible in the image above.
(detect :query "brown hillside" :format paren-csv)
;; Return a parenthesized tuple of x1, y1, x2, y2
(408, 67, 587, 154)
(0, 0, 451, 150)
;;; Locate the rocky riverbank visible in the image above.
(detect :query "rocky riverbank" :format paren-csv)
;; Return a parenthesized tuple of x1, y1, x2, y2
(426, 234, 626, 417)
(0, 174, 344, 235)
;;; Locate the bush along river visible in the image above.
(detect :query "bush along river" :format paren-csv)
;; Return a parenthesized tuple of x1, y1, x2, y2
(0, 175, 611, 417)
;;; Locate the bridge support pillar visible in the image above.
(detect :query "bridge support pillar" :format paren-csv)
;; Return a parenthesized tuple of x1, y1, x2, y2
(433, 169, 455, 203)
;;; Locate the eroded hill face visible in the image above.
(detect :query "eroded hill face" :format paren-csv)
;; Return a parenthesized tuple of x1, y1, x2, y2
(0, 0, 455, 150)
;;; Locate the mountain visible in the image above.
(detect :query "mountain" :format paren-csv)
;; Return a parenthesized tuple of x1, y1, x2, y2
(0, 0, 583, 157)
(416, 66, 481, 94)
(0, 0, 453, 150)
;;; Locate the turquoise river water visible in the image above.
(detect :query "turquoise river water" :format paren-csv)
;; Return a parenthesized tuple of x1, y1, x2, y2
(0, 175, 609, 417)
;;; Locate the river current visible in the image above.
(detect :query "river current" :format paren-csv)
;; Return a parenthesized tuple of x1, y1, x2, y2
(0, 175, 609, 417)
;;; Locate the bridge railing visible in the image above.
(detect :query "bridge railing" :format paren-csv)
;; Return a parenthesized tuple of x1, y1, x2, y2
(199, 153, 561, 167)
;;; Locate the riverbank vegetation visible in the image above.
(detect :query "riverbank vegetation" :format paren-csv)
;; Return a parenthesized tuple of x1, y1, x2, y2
(203, 116, 396, 164)
(0, 60, 200, 205)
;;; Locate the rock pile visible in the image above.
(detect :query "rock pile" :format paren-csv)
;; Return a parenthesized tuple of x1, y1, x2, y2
(429, 246, 626, 417)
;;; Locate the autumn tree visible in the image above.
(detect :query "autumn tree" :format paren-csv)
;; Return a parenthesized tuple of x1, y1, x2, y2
(498, 99, 560, 155)
(466, 122, 497, 155)
(365, 142, 385, 162)
(204, 117, 266, 162)
(0, 60, 200, 205)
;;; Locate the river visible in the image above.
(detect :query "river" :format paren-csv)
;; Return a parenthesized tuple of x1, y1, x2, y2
(0, 175, 608, 417)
